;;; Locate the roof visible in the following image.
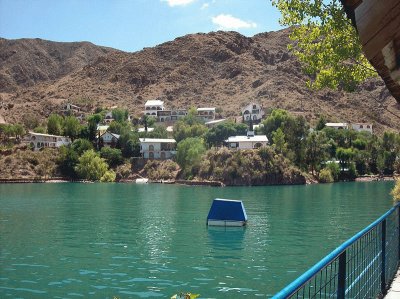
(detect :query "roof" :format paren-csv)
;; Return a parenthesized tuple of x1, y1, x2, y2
(139, 138, 176, 143)
(197, 107, 215, 111)
(226, 135, 269, 143)
(28, 132, 68, 139)
(138, 127, 154, 132)
(325, 123, 348, 127)
(100, 131, 120, 139)
(205, 118, 226, 125)
(145, 100, 164, 106)
(207, 199, 247, 221)
(97, 125, 109, 130)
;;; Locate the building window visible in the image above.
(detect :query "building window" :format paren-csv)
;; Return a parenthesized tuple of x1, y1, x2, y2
(149, 145, 154, 151)
(149, 152, 154, 159)
(161, 152, 166, 159)
(360, 125, 363, 129)
(253, 105, 256, 109)
(367, 125, 370, 128)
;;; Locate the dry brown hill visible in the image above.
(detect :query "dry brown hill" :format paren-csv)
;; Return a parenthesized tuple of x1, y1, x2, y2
(1, 28, 399, 133)
(0, 38, 117, 92)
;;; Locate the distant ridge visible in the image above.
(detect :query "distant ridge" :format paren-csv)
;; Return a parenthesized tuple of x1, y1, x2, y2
(0, 29, 399, 133)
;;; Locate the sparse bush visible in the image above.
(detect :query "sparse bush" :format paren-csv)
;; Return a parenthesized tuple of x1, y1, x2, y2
(319, 168, 334, 183)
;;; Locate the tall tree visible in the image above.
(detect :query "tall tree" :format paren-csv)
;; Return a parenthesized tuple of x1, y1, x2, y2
(272, 0, 376, 91)
(47, 114, 63, 135)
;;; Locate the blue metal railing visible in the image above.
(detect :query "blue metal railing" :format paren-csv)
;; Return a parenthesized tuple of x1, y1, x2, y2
(273, 203, 400, 299)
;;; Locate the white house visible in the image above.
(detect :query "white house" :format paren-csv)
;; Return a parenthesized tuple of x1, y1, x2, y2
(25, 132, 71, 151)
(98, 131, 120, 147)
(96, 125, 109, 136)
(225, 132, 269, 150)
(144, 100, 164, 117)
(325, 122, 349, 130)
(242, 103, 265, 122)
(139, 138, 176, 159)
(351, 123, 373, 134)
(104, 111, 114, 124)
(197, 107, 215, 121)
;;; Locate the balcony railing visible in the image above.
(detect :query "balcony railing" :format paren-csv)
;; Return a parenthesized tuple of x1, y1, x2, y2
(273, 203, 400, 299)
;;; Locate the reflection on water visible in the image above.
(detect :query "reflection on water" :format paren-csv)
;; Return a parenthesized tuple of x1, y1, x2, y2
(0, 181, 395, 298)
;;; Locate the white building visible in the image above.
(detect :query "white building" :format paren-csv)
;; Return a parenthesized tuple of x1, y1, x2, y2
(225, 132, 269, 150)
(98, 131, 120, 147)
(325, 123, 349, 130)
(197, 107, 215, 121)
(139, 138, 176, 159)
(25, 132, 71, 151)
(242, 103, 265, 122)
(144, 100, 164, 117)
(351, 123, 373, 134)
(104, 111, 114, 124)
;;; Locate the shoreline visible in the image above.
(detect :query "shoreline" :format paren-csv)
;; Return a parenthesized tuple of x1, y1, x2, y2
(0, 175, 396, 185)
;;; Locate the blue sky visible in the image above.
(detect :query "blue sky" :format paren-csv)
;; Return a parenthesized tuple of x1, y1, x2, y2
(0, 0, 283, 52)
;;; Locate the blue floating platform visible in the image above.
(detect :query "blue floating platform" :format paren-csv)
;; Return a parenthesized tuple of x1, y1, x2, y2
(207, 198, 247, 227)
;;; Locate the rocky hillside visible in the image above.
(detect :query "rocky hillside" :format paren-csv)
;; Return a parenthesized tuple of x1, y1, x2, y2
(0, 28, 399, 133)
(0, 38, 117, 92)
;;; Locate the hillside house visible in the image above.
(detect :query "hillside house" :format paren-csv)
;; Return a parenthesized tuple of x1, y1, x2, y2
(242, 103, 265, 123)
(197, 107, 215, 121)
(98, 131, 120, 147)
(25, 132, 71, 151)
(325, 123, 349, 130)
(139, 138, 176, 159)
(225, 131, 269, 150)
(104, 112, 114, 124)
(96, 125, 109, 136)
(144, 100, 164, 117)
(351, 123, 373, 134)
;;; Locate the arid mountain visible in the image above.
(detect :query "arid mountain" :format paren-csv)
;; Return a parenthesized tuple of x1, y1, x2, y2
(0, 28, 399, 133)
(0, 38, 118, 92)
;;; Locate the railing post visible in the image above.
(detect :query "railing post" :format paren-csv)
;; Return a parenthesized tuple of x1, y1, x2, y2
(338, 251, 346, 299)
(381, 219, 387, 296)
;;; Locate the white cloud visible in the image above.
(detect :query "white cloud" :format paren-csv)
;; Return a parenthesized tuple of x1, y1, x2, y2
(161, 0, 196, 7)
(201, 3, 209, 10)
(212, 14, 257, 30)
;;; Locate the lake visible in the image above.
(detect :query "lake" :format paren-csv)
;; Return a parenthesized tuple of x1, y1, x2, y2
(0, 181, 395, 298)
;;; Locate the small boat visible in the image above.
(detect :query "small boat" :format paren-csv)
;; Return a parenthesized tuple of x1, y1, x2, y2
(207, 198, 247, 227)
(135, 178, 148, 184)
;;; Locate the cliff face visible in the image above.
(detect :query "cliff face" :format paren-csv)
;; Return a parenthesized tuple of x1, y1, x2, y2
(0, 29, 399, 133)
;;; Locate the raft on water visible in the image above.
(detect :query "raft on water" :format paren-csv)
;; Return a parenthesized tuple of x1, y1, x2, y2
(207, 198, 247, 227)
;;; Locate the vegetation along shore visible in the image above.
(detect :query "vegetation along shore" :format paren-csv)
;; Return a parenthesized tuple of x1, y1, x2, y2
(1, 106, 399, 186)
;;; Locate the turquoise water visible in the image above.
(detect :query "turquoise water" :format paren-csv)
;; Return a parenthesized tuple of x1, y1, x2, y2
(0, 181, 395, 298)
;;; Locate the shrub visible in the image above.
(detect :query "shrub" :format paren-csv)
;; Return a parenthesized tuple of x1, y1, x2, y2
(391, 179, 400, 202)
(319, 168, 334, 183)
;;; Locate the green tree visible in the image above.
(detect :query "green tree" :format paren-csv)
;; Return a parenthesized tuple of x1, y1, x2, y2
(272, 0, 376, 91)
(71, 138, 93, 155)
(305, 131, 329, 175)
(112, 108, 129, 123)
(47, 114, 63, 135)
(74, 149, 113, 181)
(392, 179, 400, 202)
(315, 116, 327, 131)
(272, 128, 287, 155)
(100, 147, 124, 167)
(57, 146, 79, 178)
(204, 121, 247, 147)
(63, 116, 81, 140)
(176, 137, 206, 178)
(146, 125, 168, 139)
(173, 121, 208, 143)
